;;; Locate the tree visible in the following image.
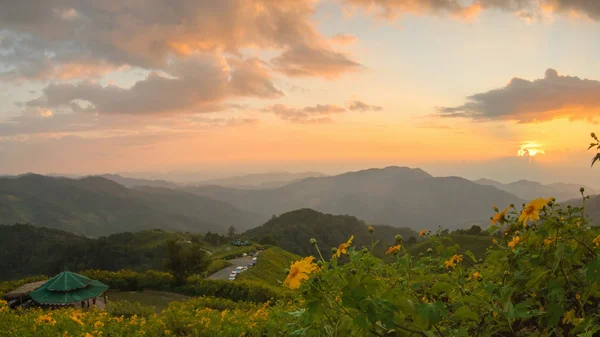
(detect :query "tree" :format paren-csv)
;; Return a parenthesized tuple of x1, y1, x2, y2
(165, 240, 209, 285)
(227, 226, 236, 238)
(259, 235, 277, 246)
(466, 225, 482, 235)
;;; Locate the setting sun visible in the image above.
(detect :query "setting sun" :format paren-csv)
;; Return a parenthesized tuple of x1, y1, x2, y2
(517, 142, 546, 157)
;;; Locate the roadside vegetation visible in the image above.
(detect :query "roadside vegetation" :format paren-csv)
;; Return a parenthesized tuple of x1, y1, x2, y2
(236, 247, 300, 287)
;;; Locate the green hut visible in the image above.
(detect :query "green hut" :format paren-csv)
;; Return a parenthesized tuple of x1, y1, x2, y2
(30, 271, 108, 308)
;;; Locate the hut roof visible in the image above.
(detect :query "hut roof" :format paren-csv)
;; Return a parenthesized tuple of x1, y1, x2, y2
(30, 272, 108, 305)
(3, 280, 47, 300)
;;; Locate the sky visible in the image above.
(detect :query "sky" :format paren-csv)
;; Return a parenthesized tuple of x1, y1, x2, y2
(1, 0, 600, 185)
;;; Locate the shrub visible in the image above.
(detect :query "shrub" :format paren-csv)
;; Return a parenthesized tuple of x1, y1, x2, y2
(106, 300, 155, 318)
(236, 247, 300, 287)
(206, 259, 233, 276)
(281, 196, 600, 336)
(0, 275, 47, 298)
(80, 269, 174, 291)
(176, 279, 291, 303)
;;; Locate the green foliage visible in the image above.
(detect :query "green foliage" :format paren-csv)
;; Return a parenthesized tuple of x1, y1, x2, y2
(206, 259, 233, 276)
(244, 208, 418, 257)
(285, 196, 600, 336)
(177, 279, 291, 303)
(204, 231, 229, 245)
(0, 275, 47, 297)
(237, 247, 301, 287)
(106, 290, 188, 313)
(165, 240, 210, 285)
(168, 295, 258, 311)
(80, 269, 175, 291)
(79, 268, 290, 304)
(0, 225, 203, 281)
(211, 245, 260, 260)
(106, 300, 155, 318)
(407, 234, 493, 259)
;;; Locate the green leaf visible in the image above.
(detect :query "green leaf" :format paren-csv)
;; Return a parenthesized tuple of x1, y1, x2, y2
(431, 282, 453, 295)
(454, 307, 478, 322)
(353, 315, 370, 329)
(585, 258, 600, 284)
(547, 301, 564, 328)
(465, 250, 477, 264)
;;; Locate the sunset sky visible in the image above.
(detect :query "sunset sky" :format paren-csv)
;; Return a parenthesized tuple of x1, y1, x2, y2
(1, 0, 600, 185)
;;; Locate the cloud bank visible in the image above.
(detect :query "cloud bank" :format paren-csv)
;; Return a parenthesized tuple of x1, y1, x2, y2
(0, 0, 361, 81)
(342, 0, 600, 21)
(437, 69, 600, 123)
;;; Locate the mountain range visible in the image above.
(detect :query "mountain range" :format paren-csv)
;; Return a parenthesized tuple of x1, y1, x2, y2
(474, 178, 597, 202)
(3, 167, 597, 236)
(193, 171, 327, 189)
(182, 166, 524, 230)
(0, 174, 265, 236)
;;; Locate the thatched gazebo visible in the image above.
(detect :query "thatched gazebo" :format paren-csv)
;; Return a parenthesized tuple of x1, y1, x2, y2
(29, 271, 109, 308)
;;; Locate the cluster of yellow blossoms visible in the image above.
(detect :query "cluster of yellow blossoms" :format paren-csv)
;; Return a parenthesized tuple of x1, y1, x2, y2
(444, 255, 463, 269)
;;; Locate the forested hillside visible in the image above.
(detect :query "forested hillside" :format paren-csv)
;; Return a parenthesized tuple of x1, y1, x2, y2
(0, 174, 266, 236)
(244, 208, 418, 257)
(0, 224, 213, 280)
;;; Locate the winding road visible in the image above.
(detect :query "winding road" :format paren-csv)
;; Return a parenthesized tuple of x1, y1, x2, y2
(207, 257, 253, 280)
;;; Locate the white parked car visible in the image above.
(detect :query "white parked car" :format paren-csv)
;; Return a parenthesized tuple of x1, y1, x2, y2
(252, 257, 257, 262)
(235, 266, 244, 274)
(229, 271, 237, 280)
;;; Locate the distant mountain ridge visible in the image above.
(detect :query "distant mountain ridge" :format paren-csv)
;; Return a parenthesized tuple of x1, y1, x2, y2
(474, 178, 597, 201)
(183, 166, 524, 231)
(98, 174, 181, 189)
(0, 174, 266, 236)
(195, 171, 327, 189)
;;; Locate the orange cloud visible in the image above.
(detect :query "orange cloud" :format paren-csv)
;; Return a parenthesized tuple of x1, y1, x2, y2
(25, 54, 283, 116)
(331, 34, 358, 46)
(437, 69, 600, 123)
(0, 0, 361, 80)
(263, 104, 347, 123)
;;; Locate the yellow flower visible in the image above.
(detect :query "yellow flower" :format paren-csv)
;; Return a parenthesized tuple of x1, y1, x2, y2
(492, 238, 498, 244)
(284, 256, 318, 289)
(491, 206, 510, 225)
(333, 235, 354, 259)
(507, 236, 521, 249)
(35, 315, 56, 326)
(419, 229, 427, 237)
(544, 236, 560, 246)
(84, 333, 94, 337)
(518, 198, 550, 226)
(385, 244, 401, 255)
(473, 271, 481, 279)
(593, 235, 600, 247)
(562, 309, 576, 324)
(576, 293, 581, 302)
(444, 254, 463, 269)
(368, 225, 374, 233)
(94, 321, 104, 328)
(70, 313, 84, 326)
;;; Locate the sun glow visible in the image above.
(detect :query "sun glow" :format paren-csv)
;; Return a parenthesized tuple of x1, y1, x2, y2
(517, 142, 546, 157)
